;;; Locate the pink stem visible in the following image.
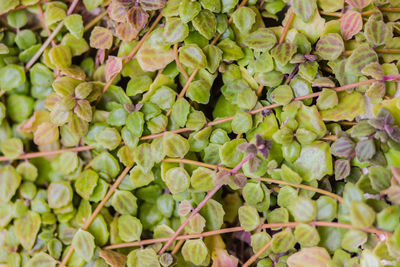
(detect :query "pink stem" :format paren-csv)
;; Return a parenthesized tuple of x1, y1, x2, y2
(158, 153, 254, 254)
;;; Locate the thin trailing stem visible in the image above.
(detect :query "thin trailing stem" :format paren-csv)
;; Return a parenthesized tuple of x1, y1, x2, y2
(243, 239, 274, 267)
(84, 10, 108, 32)
(37, 4, 56, 47)
(7, 75, 400, 163)
(25, 0, 80, 70)
(60, 166, 132, 267)
(95, 12, 164, 103)
(174, 43, 189, 80)
(279, 10, 294, 44)
(104, 221, 391, 250)
(158, 154, 254, 255)
(162, 158, 343, 202)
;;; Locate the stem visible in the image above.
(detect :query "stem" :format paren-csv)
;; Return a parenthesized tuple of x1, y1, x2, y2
(279, 10, 295, 44)
(0, 145, 95, 162)
(84, 10, 108, 32)
(95, 12, 164, 103)
(104, 221, 391, 250)
(37, 4, 56, 47)
(174, 43, 189, 80)
(256, 84, 264, 97)
(25, 0, 79, 70)
(243, 240, 273, 267)
(60, 166, 132, 267)
(158, 185, 222, 255)
(158, 154, 254, 255)
(163, 158, 343, 202)
(8, 75, 400, 163)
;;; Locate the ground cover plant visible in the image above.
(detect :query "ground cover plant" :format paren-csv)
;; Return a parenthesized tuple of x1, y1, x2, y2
(1, 0, 400, 266)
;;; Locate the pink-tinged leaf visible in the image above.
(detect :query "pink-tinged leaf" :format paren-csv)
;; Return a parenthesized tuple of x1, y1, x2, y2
(34, 122, 59, 145)
(90, 26, 113, 50)
(211, 249, 239, 267)
(287, 247, 331, 267)
(127, 6, 149, 31)
(136, 46, 174, 71)
(345, 0, 371, 9)
(340, 10, 363, 40)
(116, 23, 139, 42)
(108, 1, 127, 23)
(105, 56, 123, 81)
(386, 185, 400, 205)
(335, 159, 350, 181)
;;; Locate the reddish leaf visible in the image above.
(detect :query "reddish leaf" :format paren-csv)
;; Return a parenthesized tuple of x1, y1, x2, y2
(90, 26, 113, 50)
(105, 56, 123, 81)
(116, 23, 139, 42)
(340, 10, 363, 40)
(345, 0, 371, 9)
(127, 6, 149, 31)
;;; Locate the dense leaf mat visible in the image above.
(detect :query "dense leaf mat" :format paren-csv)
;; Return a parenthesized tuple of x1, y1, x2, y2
(1, 0, 400, 266)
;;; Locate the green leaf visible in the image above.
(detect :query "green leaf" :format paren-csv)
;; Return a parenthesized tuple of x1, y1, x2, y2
(48, 181, 73, 209)
(111, 190, 138, 215)
(64, 14, 84, 38)
(243, 28, 277, 52)
(0, 64, 26, 91)
(294, 224, 320, 248)
(317, 196, 337, 222)
(192, 9, 217, 40)
(163, 17, 189, 44)
(1, 138, 23, 160)
(133, 143, 154, 173)
(238, 205, 260, 231)
(231, 7, 256, 33)
(179, 0, 201, 23)
(350, 201, 376, 228)
(129, 166, 154, 189)
(14, 211, 41, 250)
(172, 98, 190, 127)
(49, 45, 72, 69)
(217, 38, 244, 61)
(287, 247, 331, 267)
(364, 17, 387, 46)
(292, 0, 317, 22)
(165, 167, 190, 194)
(72, 229, 95, 262)
(220, 139, 245, 168)
(369, 166, 391, 191)
(317, 89, 339, 110)
(182, 239, 208, 265)
(75, 169, 99, 200)
(126, 111, 145, 137)
(25, 252, 56, 267)
(163, 132, 190, 158)
(92, 151, 121, 178)
(293, 141, 333, 181)
(271, 42, 297, 66)
(242, 182, 264, 205)
(191, 167, 216, 191)
(320, 91, 365, 122)
(281, 164, 303, 184)
(179, 44, 207, 69)
(118, 215, 142, 242)
(232, 111, 252, 134)
(200, 199, 225, 230)
(289, 196, 317, 222)
(341, 230, 367, 252)
(185, 214, 206, 234)
(271, 230, 296, 253)
(251, 232, 272, 258)
(271, 85, 294, 105)
(345, 44, 378, 76)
